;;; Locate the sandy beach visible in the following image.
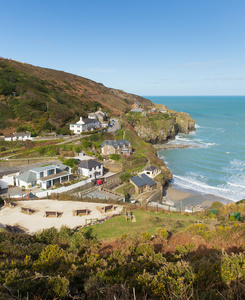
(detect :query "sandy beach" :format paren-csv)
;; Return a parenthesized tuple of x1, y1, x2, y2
(166, 186, 194, 202)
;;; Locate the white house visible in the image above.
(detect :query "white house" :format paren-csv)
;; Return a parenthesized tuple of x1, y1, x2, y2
(77, 159, 103, 179)
(4, 132, 33, 141)
(70, 117, 101, 134)
(16, 163, 71, 189)
(143, 166, 161, 178)
(1, 171, 20, 186)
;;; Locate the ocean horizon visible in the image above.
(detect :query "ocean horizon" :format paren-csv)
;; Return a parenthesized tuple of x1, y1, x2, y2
(146, 95, 245, 202)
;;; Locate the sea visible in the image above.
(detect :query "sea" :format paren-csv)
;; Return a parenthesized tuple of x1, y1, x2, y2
(147, 96, 245, 202)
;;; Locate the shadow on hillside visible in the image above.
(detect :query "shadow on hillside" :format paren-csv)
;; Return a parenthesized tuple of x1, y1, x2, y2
(188, 244, 245, 299)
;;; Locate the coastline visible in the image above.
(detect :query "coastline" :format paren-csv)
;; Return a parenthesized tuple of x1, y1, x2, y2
(165, 184, 232, 212)
(154, 143, 199, 150)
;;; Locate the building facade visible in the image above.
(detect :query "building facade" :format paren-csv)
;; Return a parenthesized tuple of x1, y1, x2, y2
(16, 164, 71, 189)
(70, 117, 101, 134)
(101, 139, 132, 156)
(78, 160, 103, 179)
(4, 132, 32, 141)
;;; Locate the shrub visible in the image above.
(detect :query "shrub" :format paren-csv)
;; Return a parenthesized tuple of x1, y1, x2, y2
(109, 154, 121, 161)
(156, 228, 168, 240)
(120, 172, 132, 183)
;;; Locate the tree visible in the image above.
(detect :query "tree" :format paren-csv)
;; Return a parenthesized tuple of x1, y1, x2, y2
(63, 158, 78, 168)
(120, 172, 132, 183)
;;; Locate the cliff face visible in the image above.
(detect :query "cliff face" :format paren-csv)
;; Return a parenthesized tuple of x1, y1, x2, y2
(131, 111, 195, 144)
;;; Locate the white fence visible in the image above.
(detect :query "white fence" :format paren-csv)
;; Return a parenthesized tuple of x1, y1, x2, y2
(35, 178, 92, 198)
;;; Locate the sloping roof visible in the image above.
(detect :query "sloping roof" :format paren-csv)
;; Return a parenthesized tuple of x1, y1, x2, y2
(32, 165, 55, 173)
(130, 176, 147, 188)
(14, 132, 31, 137)
(4, 134, 14, 138)
(130, 108, 144, 113)
(101, 139, 131, 149)
(78, 159, 103, 169)
(145, 166, 157, 172)
(83, 118, 99, 124)
(39, 171, 70, 181)
(16, 171, 37, 183)
(0, 169, 19, 177)
(56, 163, 70, 171)
(141, 174, 157, 187)
(130, 174, 156, 188)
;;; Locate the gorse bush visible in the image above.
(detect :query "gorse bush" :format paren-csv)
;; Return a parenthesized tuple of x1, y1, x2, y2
(0, 223, 245, 299)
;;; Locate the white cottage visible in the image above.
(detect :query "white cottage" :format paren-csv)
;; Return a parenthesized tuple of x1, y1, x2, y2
(4, 132, 33, 141)
(78, 159, 103, 179)
(70, 117, 101, 134)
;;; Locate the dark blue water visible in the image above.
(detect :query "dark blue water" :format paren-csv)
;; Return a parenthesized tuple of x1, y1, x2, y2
(147, 96, 245, 201)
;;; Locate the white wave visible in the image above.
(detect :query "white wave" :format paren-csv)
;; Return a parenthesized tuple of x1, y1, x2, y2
(173, 174, 244, 201)
(195, 124, 206, 129)
(228, 182, 245, 189)
(230, 159, 245, 167)
(226, 152, 230, 154)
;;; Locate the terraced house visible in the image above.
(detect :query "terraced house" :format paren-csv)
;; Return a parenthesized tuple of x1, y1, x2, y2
(69, 117, 101, 134)
(101, 139, 132, 156)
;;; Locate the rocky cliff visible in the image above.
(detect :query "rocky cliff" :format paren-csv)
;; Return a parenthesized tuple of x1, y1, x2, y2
(131, 110, 195, 144)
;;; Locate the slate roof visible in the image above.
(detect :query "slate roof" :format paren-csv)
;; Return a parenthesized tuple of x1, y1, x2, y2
(101, 139, 131, 149)
(145, 166, 157, 172)
(32, 165, 55, 173)
(130, 108, 144, 113)
(16, 171, 37, 183)
(141, 174, 157, 187)
(78, 160, 103, 169)
(39, 171, 70, 181)
(83, 118, 99, 124)
(130, 174, 156, 188)
(130, 176, 147, 188)
(14, 131, 31, 137)
(0, 169, 19, 177)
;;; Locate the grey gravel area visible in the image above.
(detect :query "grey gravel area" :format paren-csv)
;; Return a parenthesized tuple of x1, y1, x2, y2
(82, 189, 118, 200)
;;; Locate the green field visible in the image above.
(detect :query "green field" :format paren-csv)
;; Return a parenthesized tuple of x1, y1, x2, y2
(83, 210, 200, 240)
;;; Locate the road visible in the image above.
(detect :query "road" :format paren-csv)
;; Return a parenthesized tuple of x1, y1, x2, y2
(108, 118, 120, 132)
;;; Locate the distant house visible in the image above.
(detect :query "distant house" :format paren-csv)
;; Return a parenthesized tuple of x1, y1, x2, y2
(129, 108, 145, 114)
(143, 166, 160, 178)
(77, 159, 103, 179)
(16, 164, 71, 189)
(130, 174, 157, 194)
(4, 132, 32, 141)
(101, 139, 132, 156)
(70, 117, 101, 134)
(88, 108, 107, 122)
(132, 102, 142, 109)
(148, 108, 156, 113)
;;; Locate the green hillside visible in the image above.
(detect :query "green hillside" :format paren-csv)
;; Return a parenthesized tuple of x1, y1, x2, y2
(0, 58, 152, 135)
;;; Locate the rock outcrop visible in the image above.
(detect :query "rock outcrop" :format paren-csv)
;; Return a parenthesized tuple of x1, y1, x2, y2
(133, 111, 195, 144)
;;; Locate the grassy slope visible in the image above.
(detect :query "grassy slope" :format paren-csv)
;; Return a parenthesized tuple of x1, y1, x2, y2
(83, 210, 199, 240)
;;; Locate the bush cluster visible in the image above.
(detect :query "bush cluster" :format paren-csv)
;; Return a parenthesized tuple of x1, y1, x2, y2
(0, 223, 245, 299)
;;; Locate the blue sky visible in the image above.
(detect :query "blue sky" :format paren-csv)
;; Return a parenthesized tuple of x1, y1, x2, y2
(1, 0, 245, 96)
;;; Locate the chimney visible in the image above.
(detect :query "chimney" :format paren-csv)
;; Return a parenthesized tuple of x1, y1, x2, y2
(80, 117, 83, 122)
